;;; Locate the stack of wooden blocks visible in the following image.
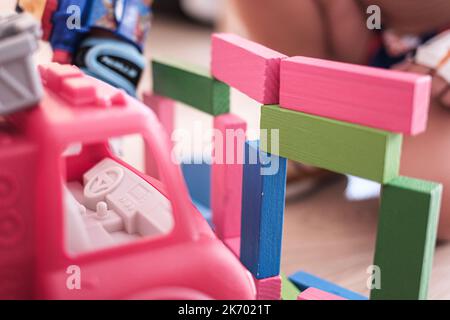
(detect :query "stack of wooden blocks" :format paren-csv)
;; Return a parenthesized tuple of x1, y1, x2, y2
(146, 32, 443, 300)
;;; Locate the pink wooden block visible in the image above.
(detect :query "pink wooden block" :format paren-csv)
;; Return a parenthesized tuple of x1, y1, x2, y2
(224, 236, 240, 258)
(211, 33, 287, 104)
(280, 56, 432, 135)
(297, 288, 347, 301)
(254, 275, 282, 300)
(143, 92, 175, 135)
(143, 92, 175, 178)
(211, 113, 247, 240)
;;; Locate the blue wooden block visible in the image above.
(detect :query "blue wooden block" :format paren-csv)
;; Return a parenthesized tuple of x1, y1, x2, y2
(181, 160, 212, 226)
(192, 199, 212, 226)
(240, 140, 287, 279)
(289, 271, 368, 300)
(181, 160, 211, 208)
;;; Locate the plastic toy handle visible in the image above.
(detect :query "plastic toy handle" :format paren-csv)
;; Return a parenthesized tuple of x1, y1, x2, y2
(52, 49, 72, 64)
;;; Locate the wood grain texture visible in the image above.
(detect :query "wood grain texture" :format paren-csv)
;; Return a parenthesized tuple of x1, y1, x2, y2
(240, 140, 287, 279)
(281, 274, 301, 300)
(280, 56, 432, 135)
(260, 105, 403, 183)
(298, 287, 347, 300)
(152, 58, 230, 116)
(211, 114, 247, 239)
(371, 176, 442, 300)
(254, 275, 282, 300)
(211, 33, 287, 104)
(289, 271, 367, 300)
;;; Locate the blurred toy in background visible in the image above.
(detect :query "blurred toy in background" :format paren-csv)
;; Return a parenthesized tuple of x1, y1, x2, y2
(16, 0, 153, 96)
(0, 12, 42, 115)
(15, 0, 48, 21)
(179, 0, 222, 25)
(152, 0, 222, 26)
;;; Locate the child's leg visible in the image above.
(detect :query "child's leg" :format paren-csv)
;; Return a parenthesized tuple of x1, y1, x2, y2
(318, 0, 372, 64)
(232, 0, 329, 58)
(401, 99, 450, 240)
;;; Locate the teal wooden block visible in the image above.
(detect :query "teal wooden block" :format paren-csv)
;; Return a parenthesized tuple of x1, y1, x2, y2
(260, 105, 403, 183)
(152, 58, 230, 116)
(371, 176, 442, 300)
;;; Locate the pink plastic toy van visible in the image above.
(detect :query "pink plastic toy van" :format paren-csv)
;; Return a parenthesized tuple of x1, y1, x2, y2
(0, 63, 255, 300)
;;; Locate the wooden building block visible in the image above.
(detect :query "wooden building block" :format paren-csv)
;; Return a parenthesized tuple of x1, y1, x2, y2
(240, 140, 287, 279)
(289, 271, 367, 300)
(371, 176, 442, 300)
(280, 56, 431, 135)
(211, 114, 247, 240)
(152, 58, 230, 116)
(181, 161, 213, 226)
(211, 33, 287, 104)
(181, 161, 211, 210)
(143, 92, 175, 135)
(298, 288, 347, 301)
(254, 275, 282, 300)
(260, 105, 402, 183)
(143, 92, 175, 178)
(281, 274, 300, 300)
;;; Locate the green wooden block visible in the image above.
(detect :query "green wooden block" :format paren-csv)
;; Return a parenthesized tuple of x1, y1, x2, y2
(281, 274, 301, 300)
(260, 105, 402, 183)
(371, 176, 442, 300)
(152, 58, 230, 116)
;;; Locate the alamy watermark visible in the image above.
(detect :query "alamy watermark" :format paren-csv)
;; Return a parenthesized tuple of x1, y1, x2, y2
(66, 265, 81, 290)
(170, 122, 280, 176)
(366, 5, 381, 30)
(366, 265, 381, 290)
(65, 264, 381, 292)
(66, 5, 82, 30)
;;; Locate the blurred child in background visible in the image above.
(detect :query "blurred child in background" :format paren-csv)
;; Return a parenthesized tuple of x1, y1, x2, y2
(233, 0, 450, 239)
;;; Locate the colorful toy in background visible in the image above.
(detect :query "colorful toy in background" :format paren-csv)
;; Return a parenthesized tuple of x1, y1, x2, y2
(16, 0, 153, 96)
(0, 12, 42, 115)
(15, 0, 48, 21)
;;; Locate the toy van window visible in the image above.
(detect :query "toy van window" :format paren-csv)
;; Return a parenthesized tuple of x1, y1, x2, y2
(62, 135, 174, 256)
